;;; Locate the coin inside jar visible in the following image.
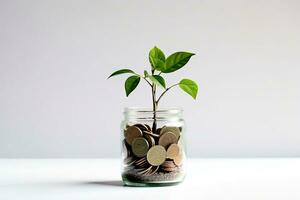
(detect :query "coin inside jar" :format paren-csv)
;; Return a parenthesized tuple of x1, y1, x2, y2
(131, 137, 149, 157)
(160, 126, 181, 140)
(143, 134, 155, 147)
(125, 126, 143, 145)
(173, 152, 183, 166)
(147, 165, 159, 176)
(158, 131, 178, 149)
(143, 130, 160, 138)
(144, 124, 151, 131)
(147, 145, 166, 166)
(161, 160, 178, 172)
(156, 128, 162, 135)
(134, 124, 148, 132)
(166, 143, 180, 159)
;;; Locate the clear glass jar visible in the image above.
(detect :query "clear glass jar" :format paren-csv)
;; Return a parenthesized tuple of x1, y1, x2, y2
(121, 108, 186, 186)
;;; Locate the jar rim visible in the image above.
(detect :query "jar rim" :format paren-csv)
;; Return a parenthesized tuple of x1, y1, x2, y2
(124, 107, 183, 114)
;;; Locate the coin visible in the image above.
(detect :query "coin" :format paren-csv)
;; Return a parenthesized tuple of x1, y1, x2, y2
(143, 130, 160, 138)
(134, 157, 149, 168)
(161, 160, 177, 172)
(161, 160, 176, 168)
(132, 137, 149, 157)
(158, 132, 178, 149)
(156, 128, 162, 135)
(160, 126, 181, 140)
(173, 152, 183, 166)
(134, 124, 148, 132)
(147, 145, 166, 166)
(143, 167, 153, 176)
(134, 157, 147, 165)
(147, 166, 159, 176)
(161, 166, 178, 172)
(166, 144, 180, 159)
(144, 124, 151, 131)
(137, 166, 152, 175)
(125, 126, 143, 145)
(143, 134, 155, 147)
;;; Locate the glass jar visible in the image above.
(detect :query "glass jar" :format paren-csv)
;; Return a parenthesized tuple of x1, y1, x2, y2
(121, 108, 186, 186)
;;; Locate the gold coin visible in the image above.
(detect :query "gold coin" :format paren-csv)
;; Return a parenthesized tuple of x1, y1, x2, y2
(125, 126, 143, 145)
(160, 126, 181, 140)
(132, 137, 149, 157)
(166, 144, 180, 159)
(174, 152, 183, 166)
(158, 131, 177, 149)
(147, 145, 166, 166)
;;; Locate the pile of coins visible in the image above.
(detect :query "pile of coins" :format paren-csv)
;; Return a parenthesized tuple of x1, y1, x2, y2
(122, 123, 184, 181)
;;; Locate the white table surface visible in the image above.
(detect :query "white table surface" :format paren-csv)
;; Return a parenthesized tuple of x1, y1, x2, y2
(0, 158, 299, 200)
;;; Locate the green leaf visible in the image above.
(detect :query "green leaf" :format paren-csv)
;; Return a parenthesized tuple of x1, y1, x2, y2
(148, 75, 166, 89)
(149, 46, 166, 70)
(152, 59, 166, 71)
(125, 75, 140, 96)
(179, 79, 198, 99)
(108, 69, 135, 79)
(163, 52, 195, 73)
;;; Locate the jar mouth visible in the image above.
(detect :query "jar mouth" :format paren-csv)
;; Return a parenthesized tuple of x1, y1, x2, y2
(124, 107, 183, 121)
(124, 107, 183, 114)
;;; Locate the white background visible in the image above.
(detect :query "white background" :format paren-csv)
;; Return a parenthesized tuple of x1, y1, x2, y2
(2, 159, 300, 200)
(0, 0, 299, 158)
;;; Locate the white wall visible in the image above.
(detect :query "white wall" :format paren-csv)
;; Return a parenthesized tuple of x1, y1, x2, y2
(0, 0, 299, 158)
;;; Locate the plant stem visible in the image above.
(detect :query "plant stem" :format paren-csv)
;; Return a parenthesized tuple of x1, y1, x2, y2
(156, 83, 179, 104)
(147, 71, 179, 132)
(143, 77, 152, 87)
(151, 69, 157, 132)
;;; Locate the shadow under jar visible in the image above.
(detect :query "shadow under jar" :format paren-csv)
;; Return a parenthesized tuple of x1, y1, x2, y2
(121, 108, 186, 186)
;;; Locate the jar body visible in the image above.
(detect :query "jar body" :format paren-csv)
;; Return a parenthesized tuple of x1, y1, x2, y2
(121, 108, 186, 186)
